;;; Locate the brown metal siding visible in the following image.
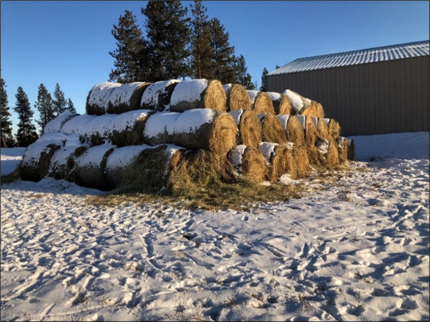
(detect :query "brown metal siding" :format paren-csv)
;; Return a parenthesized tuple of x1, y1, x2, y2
(266, 56, 429, 136)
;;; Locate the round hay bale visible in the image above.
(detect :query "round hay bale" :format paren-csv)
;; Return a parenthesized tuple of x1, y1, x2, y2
(316, 138, 330, 155)
(44, 111, 79, 134)
(277, 115, 305, 146)
(258, 142, 296, 183)
(247, 90, 275, 114)
(110, 110, 153, 146)
(106, 82, 151, 114)
(267, 92, 282, 114)
(307, 144, 326, 168)
(278, 94, 293, 115)
(259, 113, 287, 144)
(86, 82, 123, 115)
(301, 101, 323, 118)
(73, 144, 115, 190)
(314, 117, 330, 140)
(20, 133, 65, 182)
(299, 115, 319, 146)
(82, 114, 117, 146)
(61, 114, 97, 138)
(143, 112, 181, 146)
(223, 84, 252, 111)
(291, 144, 310, 178)
(140, 79, 180, 112)
(328, 119, 341, 140)
(283, 89, 312, 114)
(170, 79, 227, 112)
(229, 109, 262, 148)
(326, 139, 340, 168)
(229, 145, 269, 183)
(336, 137, 349, 163)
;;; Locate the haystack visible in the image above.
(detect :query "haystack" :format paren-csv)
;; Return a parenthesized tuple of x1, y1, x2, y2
(170, 79, 227, 112)
(328, 119, 341, 140)
(106, 82, 151, 114)
(44, 111, 79, 134)
(229, 145, 269, 183)
(277, 115, 305, 146)
(247, 90, 275, 114)
(82, 114, 117, 146)
(72, 144, 115, 190)
(110, 110, 152, 146)
(301, 101, 325, 118)
(228, 109, 262, 148)
(298, 115, 319, 146)
(259, 142, 296, 183)
(336, 137, 349, 163)
(315, 117, 331, 140)
(61, 114, 97, 138)
(144, 108, 237, 157)
(259, 113, 287, 144)
(86, 82, 122, 115)
(283, 89, 312, 114)
(277, 94, 293, 115)
(267, 92, 282, 114)
(140, 79, 180, 112)
(223, 84, 252, 111)
(326, 140, 340, 168)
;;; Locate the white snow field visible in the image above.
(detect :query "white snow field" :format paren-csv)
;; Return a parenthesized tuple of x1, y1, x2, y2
(1, 132, 429, 321)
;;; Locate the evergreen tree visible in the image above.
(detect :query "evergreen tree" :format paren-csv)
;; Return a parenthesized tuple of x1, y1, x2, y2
(14, 87, 38, 147)
(35, 83, 55, 134)
(234, 55, 254, 90)
(1, 78, 13, 147)
(276, 65, 281, 69)
(260, 67, 268, 92)
(109, 10, 147, 83)
(190, 0, 213, 79)
(52, 83, 66, 115)
(142, 0, 191, 81)
(208, 18, 236, 84)
(66, 98, 76, 114)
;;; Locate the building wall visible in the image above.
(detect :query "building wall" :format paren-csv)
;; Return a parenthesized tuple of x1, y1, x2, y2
(266, 56, 429, 136)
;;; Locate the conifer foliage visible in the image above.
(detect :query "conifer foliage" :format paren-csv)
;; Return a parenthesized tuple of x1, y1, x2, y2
(235, 55, 255, 90)
(14, 87, 38, 147)
(260, 67, 268, 92)
(1, 78, 13, 147)
(35, 83, 56, 134)
(66, 98, 76, 114)
(52, 83, 67, 115)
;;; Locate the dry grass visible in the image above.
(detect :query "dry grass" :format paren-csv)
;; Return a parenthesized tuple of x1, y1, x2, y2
(261, 114, 287, 144)
(239, 110, 262, 148)
(227, 84, 252, 111)
(253, 92, 275, 114)
(286, 115, 305, 146)
(278, 95, 293, 115)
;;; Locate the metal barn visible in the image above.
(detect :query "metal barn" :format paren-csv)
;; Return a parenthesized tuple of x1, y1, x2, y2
(266, 41, 429, 136)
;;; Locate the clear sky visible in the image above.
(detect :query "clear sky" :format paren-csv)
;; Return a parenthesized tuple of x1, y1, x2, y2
(1, 1, 429, 134)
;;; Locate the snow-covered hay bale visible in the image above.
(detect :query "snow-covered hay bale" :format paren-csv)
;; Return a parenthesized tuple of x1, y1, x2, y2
(328, 119, 341, 140)
(302, 101, 324, 118)
(229, 145, 269, 183)
(277, 115, 305, 146)
(61, 114, 97, 138)
(170, 79, 227, 112)
(267, 92, 282, 114)
(259, 142, 296, 183)
(44, 111, 79, 134)
(140, 79, 180, 112)
(110, 110, 152, 147)
(86, 82, 122, 115)
(283, 89, 312, 114)
(144, 109, 237, 157)
(82, 114, 117, 146)
(20, 133, 65, 182)
(223, 84, 252, 111)
(278, 94, 293, 115)
(73, 144, 115, 190)
(292, 144, 310, 178)
(247, 90, 275, 114)
(229, 109, 262, 148)
(106, 82, 151, 114)
(260, 113, 287, 144)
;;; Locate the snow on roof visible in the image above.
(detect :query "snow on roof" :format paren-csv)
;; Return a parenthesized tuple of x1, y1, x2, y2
(269, 40, 429, 75)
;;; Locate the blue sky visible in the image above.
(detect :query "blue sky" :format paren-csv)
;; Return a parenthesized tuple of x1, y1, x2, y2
(1, 1, 429, 134)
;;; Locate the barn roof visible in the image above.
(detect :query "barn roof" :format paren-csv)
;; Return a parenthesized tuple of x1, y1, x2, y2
(268, 40, 429, 75)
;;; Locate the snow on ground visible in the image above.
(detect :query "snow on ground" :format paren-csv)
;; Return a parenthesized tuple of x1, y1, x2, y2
(1, 132, 429, 321)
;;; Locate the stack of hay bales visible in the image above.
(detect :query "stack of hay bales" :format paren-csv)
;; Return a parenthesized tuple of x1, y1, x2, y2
(20, 79, 353, 191)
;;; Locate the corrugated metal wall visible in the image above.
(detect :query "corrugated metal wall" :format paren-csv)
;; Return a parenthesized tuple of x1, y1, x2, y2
(266, 56, 429, 136)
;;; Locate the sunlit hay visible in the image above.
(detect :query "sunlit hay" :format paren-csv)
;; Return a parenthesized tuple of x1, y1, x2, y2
(291, 144, 310, 178)
(226, 84, 252, 111)
(73, 145, 115, 191)
(170, 79, 227, 112)
(86, 82, 122, 115)
(261, 113, 287, 144)
(107, 82, 151, 114)
(282, 143, 298, 179)
(229, 145, 269, 183)
(253, 92, 275, 114)
(317, 103, 325, 118)
(348, 139, 355, 160)
(304, 116, 319, 146)
(285, 115, 305, 146)
(336, 137, 348, 163)
(306, 144, 327, 170)
(230, 109, 262, 148)
(316, 117, 330, 140)
(283, 89, 312, 114)
(267, 92, 282, 114)
(326, 139, 340, 168)
(21, 143, 62, 182)
(328, 119, 341, 141)
(258, 143, 289, 183)
(111, 113, 151, 147)
(301, 101, 319, 117)
(140, 80, 180, 111)
(278, 94, 293, 115)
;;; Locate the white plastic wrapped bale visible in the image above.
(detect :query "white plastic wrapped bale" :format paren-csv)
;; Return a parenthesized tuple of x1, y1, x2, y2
(228, 144, 268, 183)
(86, 82, 122, 115)
(283, 89, 312, 114)
(44, 111, 79, 134)
(72, 144, 115, 190)
(140, 80, 180, 111)
(247, 90, 275, 114)
(170, 79, 227, 112)
(228, 109, 261, 148)
(20, 133, 68, 182)
(223, 83, 252, 111)
(106, 82, 151, 114)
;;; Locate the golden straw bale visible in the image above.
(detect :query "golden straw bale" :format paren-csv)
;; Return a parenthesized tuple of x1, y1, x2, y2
(278, 94, 293, 115)
(303, 116, 319, 146)
(247, 90, 275, 114)
(326, 139, 340, 168)
(259, 142, 296, 183)
(260, 113, 287, 144)
(291, 144, 310, 178)
(336, 137, 349, 163)
(285, 115, 305, 146)
(229, 145, 269, 183)
(224, 84, 252, 111)
(229, 109, 262, 148)
(316, 117, 331, 140)
(267, 92, 282, 114)
(328, 119, 341, 140)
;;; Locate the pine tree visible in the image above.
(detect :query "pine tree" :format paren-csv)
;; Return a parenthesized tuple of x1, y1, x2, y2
(14, 87, 38, 147)
(66, 98, 76, 114)
(190, 0, 213, 79)
(52, 83, 66, 115)
(1, 78, 13, 147)
(109, 10, 147, 83)
(35, 83, 55, 134)
(260, 67, 268, 92)
(208, 18, 236, 84)
(234, 55, 254, 90)
(142, 0, 191, 81)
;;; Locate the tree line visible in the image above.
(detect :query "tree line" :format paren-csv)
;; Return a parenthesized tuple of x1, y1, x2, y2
(0, 78, 75, 148)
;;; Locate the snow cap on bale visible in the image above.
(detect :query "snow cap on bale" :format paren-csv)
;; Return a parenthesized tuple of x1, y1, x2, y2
(82, 114, 117, 146)
(267, 92, 282, 114)
(143, 112, 181, 146)
(229, 145, 269, 183)
(283, 89, 312, 114)
(110, 109, 152, 146)
(140, 79, 180, 112)
(247, 90, 275, 114)
(44, 111, 79, 134)
(106, 82, 151, 114)
(228, 109, 262, 148)
(223, 83, 252, 111)
(170, 79, 227, 112)
(259, 113, 287, 144)
(61, 114, 97, 137)
(86, 82, 122, 115)
(277, 114, 305, 146)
